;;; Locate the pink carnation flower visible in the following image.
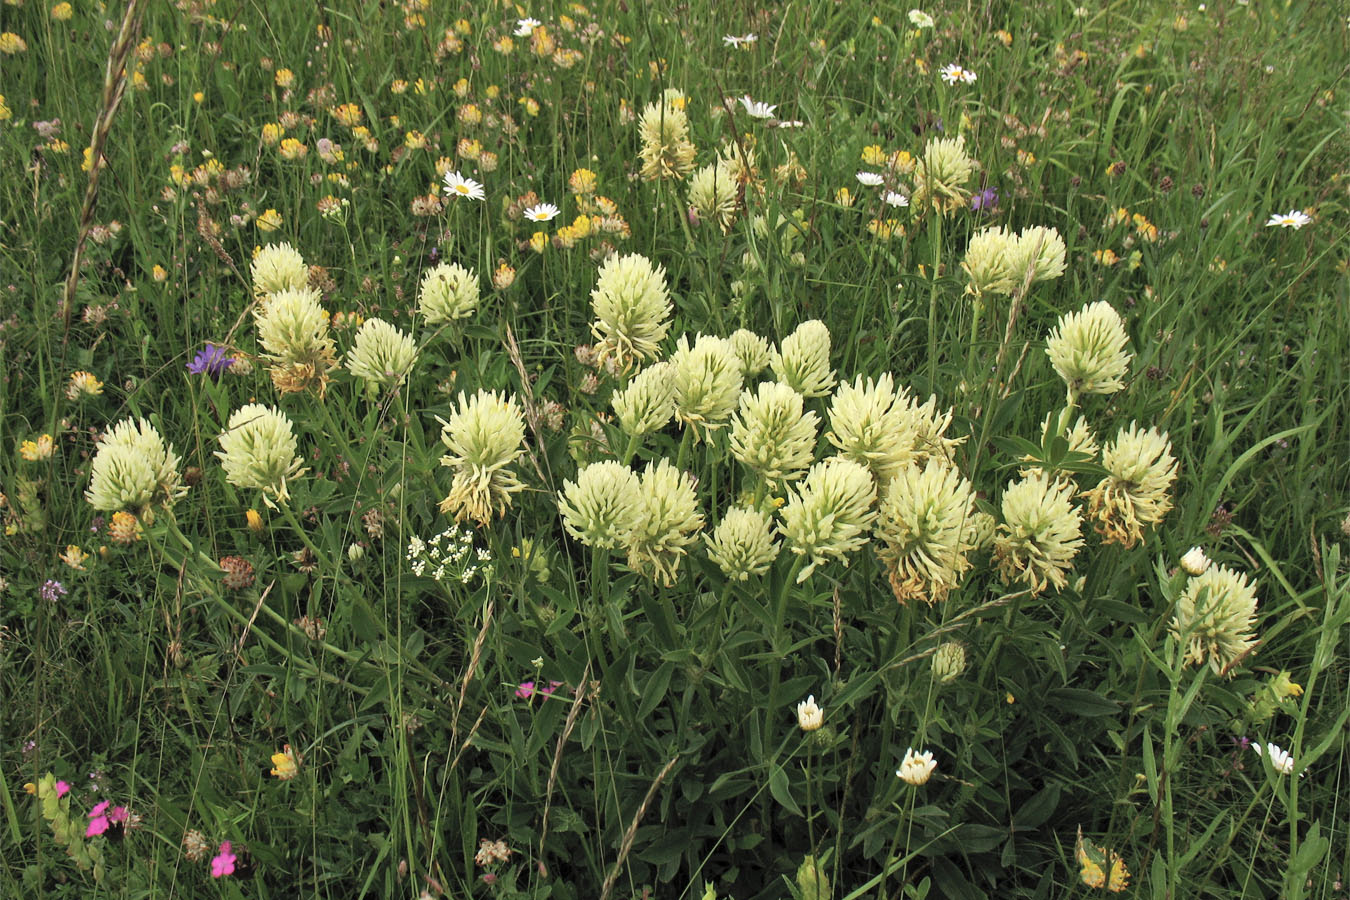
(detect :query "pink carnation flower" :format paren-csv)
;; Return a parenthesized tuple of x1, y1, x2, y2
(211, 841, 237, 878)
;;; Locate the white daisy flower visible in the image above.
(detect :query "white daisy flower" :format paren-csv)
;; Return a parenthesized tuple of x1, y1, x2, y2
(856, 171, 884, 187)
(523, 202, 561, 223)
(908, 9, 935, 28)
(1253, 741, 1296, 775)
(773, 119, 806, 128)
(722, 32, 758, 47)
(940, 63, 977, 85)
(514, 17, 541, 37)
(443, 171, 485, 201)
(1265, 210, 1311, 229)
(883, 191, 909, 208)
(739, 95, 778, 119)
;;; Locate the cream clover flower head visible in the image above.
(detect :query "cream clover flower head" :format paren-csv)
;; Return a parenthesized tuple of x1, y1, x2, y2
(1085, 423, 1177, 548)
(86, 444, 158, 513)
(1045, 300, 1131, 400)
(961, 225, 1018, 299)
(670, 333, 743, 437)
(826, 373, 919, 484)
(1170, 564, 1259, 676)
(728, 329, 772, 378)
(418, 262, 480, 324)
(875, 459, 976, 605)
(346, 318, 417, 390)
(1006, 226, 1067, 288)
(217, 404, 307, 507)
(796, 695, 823, 731)
(637, 98, 696, 181)
(728, 381, 819, 486)
(771, 319, 836, 398)
(558, 460, 643, 550)
(626, 459, 704, 585)
(965, 510, 998, 551)
(993, 470, 1084, 594)
(250, 242, 309, 298)
(689, 157, 740, 233)
(913, 135, 975, 213)
(437, 390, 527, 526)
(899, 391, 965, 464)
(254, 286, 338, 396)
(86, 417, 188, 513)
(931, 641, 967, 682)
(704, 506, 780, 580)
(589, 253, 672, 371)
(1180, 546, 1210, 576)
(612, 361, 677, 436)
(778, 457, 878, 582)
(897, 747, 937, 785)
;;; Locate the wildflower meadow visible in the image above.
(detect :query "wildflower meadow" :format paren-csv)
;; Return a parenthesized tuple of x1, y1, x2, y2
(2, 0, 1349, 897)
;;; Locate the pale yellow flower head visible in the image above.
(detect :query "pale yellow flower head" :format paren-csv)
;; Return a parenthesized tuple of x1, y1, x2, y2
(670, 334, 743, 437)
(1006, 226, 1067, 287)
(874, 459, 976, 605)
(1045, 300, 1131, 400)
(558, 460, 643, 550)
(86, 418, 187, 512)
(778, 457, 878, 581)
(1170, 564, 1259, 676)
(688, 158, 740, 232)
(216, 404, 307, 507)
(346, 318, 417, 390)
(637, 99, 696, 180)
(826, 373, 919, 484)
(254, 286, 337, 396)
(418, 262, 481, 324)
(931, 641, 967, 682)
(729, 382, 819, 486)
(590, 253, 672, 371)
(437, 390, 527, 525)
(913, 135, 974, 213)
(993, 471, 1084, 594)
(771, 319, 835, 398)
(961, 226, 1017, 299)
(250, 242, 309, 298)
(611, 361, 677, 436)
(728, 328, 772, 378)
(626, 459, 705, 585)
(704, 506, 780, 580)
(1085, 423, 1177, 548)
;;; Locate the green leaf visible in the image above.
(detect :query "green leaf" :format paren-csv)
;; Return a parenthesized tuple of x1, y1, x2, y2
(1046, 688, 1119, 717)
(768, 765, 803, 816)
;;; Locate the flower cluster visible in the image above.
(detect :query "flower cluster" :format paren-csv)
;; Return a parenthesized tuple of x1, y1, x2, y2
(406, 525, 492, 584)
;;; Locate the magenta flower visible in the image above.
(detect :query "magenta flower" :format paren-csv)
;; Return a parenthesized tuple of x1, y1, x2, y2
(86, 801, 111, 837)
(55, 780, 71, 798)
(211, 841, 237, 878)
(515, 681, 536, 699)
(108, 805, 129, 824)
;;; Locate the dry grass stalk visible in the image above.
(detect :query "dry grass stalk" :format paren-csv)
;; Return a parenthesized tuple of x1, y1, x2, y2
(598, 755, 680, 900)
(61, 0, 143, 331)
(537, 666, 591, 860)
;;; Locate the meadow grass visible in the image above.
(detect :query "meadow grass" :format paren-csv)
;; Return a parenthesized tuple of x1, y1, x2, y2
(1, 0, 1348, 898)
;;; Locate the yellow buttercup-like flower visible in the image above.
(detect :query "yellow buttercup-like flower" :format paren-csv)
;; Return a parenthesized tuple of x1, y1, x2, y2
(270, 744, 301, 780)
